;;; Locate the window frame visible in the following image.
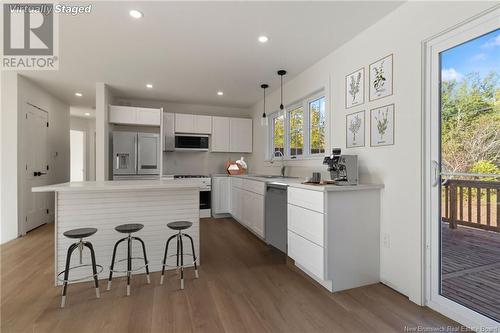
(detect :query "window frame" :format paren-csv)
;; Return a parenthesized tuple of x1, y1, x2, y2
(268, 90, 327, 161)
(308, 95, 327, 156)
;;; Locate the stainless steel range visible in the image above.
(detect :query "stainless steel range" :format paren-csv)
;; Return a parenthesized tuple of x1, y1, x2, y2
(173, 175, 211, 218)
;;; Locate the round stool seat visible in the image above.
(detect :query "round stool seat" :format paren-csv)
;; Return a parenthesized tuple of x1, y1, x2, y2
(115, 223, 144, 234)
(167, 221, 192, 230)
(63, 227, 97, 239)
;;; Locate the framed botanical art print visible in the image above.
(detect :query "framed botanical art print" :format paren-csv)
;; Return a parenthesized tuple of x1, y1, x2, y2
(345, 68, 365, 109)
(369, 54, 393, 101)
(370, 104, 394, 146)
(346, 110, 365, 148)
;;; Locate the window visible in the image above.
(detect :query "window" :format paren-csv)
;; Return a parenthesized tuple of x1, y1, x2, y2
(309, 97, 326, 155)
(268, 91, 327, 160)
(272, 113, 284, 155)
(288, 106, 304, 156)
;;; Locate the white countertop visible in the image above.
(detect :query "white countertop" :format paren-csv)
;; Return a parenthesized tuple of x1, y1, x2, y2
(212, 174, 383, 192)
(32, 179, 201, 193)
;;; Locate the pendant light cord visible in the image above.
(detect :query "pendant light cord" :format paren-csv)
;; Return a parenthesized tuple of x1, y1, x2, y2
(280, 75, 283, 110)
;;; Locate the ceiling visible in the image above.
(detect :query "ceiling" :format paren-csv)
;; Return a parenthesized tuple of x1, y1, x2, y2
(20, 1, 403, 109)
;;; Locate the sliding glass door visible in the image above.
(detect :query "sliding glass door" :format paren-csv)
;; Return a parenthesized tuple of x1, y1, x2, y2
(426, 9, 499, 328)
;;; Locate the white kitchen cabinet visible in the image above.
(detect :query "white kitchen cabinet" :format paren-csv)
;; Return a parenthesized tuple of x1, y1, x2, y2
(194, 115, 212, 134)
(288, 230, 325, 279)
(244, 190, 265, 237)
(229, 118, 252, 153)
(211, 117, 230, 152)
(231, 186, 243, 222)
(230, 177, 264, 238)
(212, 176, 231, 215)
(137, 108, 161, 126)
(175, 114, 212, 134)
(287, 185, 382, 293)
(109, 105, 161, 126)
(175, 114, 195, 133)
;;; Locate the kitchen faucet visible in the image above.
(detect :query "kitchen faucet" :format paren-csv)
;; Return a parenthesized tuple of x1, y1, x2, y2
(271, 151, 286, 177)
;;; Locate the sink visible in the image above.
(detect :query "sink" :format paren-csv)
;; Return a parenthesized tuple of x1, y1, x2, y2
(249, 174, 299, 179)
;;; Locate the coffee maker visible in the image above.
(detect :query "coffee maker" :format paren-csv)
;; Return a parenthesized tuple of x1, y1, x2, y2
(322, 148, 359, 185)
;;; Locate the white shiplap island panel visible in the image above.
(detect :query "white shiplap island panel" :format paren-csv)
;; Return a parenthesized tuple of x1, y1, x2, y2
(33, 180, 200, 285)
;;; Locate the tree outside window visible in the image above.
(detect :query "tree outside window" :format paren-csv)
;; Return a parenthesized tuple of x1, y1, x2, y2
(273, 114, 284, 155)
(289, 107, 304, 156)
(310, 97, 326, 154)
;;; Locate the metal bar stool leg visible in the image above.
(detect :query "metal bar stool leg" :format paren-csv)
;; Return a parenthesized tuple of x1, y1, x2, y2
(183, 233, 199, 279)
(107, 237, 126, 291)
(160, 234, 177, 285)
(133, 237, 150, 284)
(84, 242, 100, 299)
(176, 233, 180, 269)
(179, 232, 184, 290)
(61, 243, 78, 308)
(127, 235, 132, 296)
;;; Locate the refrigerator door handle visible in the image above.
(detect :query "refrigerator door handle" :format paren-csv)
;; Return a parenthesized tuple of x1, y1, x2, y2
(134, 135, 138, 174)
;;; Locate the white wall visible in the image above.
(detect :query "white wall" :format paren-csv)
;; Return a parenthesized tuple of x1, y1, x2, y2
(1, 72, 20, 243)
(70, 115, 96, 181)
(114, 98, 254, 175)
(95, 83, 113, 181)
(250, 1, 497, 304)
(0, 73, 70, 243)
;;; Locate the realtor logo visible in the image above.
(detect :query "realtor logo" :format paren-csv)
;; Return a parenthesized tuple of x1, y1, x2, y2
(2, 3, 58, 70)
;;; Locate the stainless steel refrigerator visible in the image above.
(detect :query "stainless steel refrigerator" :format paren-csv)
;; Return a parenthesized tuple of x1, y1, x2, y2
(113, 131, 160, 179)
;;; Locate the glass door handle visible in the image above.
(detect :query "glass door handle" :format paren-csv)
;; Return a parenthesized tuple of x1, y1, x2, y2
(431, 160, 440, 187)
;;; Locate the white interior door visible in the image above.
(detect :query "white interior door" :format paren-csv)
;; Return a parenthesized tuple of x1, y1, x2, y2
(425, 9, 499, 328)
(70, 130, 86, 181)
(22, 103, 50, 233)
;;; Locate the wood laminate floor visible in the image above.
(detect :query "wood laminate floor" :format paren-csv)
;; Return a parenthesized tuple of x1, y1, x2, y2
(1, 218, 459, 333)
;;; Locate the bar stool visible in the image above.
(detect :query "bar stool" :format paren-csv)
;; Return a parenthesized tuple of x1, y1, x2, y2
(160, 221, 199, 289)
(107, 223, 150, 296)
(58, 227, 102, 308)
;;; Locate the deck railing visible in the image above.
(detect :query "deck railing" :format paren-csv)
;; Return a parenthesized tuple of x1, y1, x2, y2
(442, 178, 500, 232)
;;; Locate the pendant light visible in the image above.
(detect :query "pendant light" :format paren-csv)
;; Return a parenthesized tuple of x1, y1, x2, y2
(260, 84, 269, 127)
(277, 70, 287, 119)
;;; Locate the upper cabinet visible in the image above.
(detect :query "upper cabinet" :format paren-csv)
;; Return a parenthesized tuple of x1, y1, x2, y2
(194, 115, 212, 134)
(211, 117, 230, 152)
(229, 118, 252, 153)
(212, 116, 252, 153)
(175, 114, 212, 134)
(109, 105, 161, 126)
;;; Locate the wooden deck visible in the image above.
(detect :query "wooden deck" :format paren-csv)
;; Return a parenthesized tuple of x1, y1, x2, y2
(441, 222, 500, 321)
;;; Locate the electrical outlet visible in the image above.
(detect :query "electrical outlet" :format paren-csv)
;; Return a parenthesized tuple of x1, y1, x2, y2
(382, 233, 390, 248)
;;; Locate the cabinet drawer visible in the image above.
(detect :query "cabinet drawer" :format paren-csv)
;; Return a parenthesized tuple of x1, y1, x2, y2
(288, 187, 324, 213)
(243, 179, 265, 195)
(288, 204, 324, 246)
(288, 231, 324, 279)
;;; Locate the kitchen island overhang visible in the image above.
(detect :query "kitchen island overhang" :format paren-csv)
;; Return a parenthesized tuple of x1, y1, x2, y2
(33, 180, 201, 285)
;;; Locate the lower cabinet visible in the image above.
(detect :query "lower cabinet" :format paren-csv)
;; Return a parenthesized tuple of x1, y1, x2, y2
(212, 177, 231, 214)
(287, 187, 326, 282)
(287, 230, 324, 279)
(230, 178, 265, 238)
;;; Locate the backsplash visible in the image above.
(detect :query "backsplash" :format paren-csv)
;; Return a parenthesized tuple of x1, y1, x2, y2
(163, 151, 252, 175)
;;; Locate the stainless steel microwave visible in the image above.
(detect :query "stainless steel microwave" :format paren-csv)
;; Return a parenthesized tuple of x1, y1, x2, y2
(174, 135, 209, 151)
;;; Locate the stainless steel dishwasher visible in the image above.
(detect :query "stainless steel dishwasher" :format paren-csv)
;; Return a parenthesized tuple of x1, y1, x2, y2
(265, 182, 288, 253)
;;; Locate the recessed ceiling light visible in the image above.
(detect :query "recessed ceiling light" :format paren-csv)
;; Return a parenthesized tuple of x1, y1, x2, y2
(146, 83, 153, 89)
(129, 10, 143, 19)
(75, 92, 83, 97)
(84, 112, 90, 116)
(217, 91, 223, 96)
(258, 35, 269, 43)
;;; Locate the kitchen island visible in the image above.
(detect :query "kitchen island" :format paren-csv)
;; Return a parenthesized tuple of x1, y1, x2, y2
(33, 180, 200, 285)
